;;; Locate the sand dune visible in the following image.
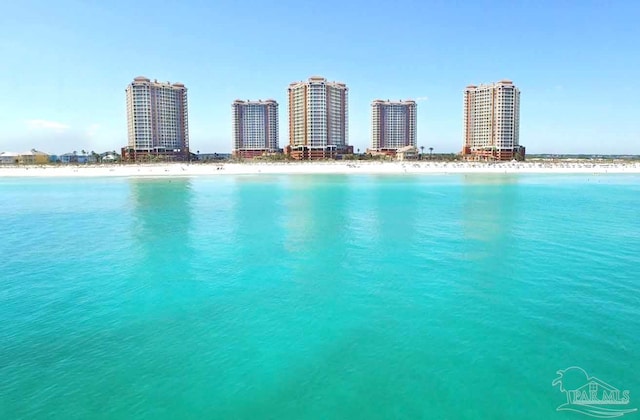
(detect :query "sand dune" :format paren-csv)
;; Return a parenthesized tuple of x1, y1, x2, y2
(1, 161, 639, 177)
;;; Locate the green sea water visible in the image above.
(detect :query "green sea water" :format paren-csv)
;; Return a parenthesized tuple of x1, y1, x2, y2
(1, 174, 639, 419)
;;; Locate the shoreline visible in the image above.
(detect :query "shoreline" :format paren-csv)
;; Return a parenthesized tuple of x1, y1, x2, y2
(1, 161, 640, 178)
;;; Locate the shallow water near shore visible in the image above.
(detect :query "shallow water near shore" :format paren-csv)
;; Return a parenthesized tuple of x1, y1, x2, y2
(1, 174, 639, 419)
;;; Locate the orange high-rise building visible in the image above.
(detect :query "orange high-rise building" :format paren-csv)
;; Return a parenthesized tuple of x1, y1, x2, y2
(462, 80, 524, 161)
(286, 76, 351, 160)
(123, 76, 189, 162)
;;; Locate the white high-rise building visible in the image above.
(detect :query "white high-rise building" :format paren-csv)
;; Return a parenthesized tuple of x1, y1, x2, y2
(462, 80, 523, 161)
(287, 76, 349, 160)
(371, 99, 417, 153)
(232, 99, 279, 158)
(124, 76, 189, 160)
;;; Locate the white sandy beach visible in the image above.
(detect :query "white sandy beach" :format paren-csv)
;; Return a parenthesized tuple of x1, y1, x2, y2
(1, 161, 639, 177)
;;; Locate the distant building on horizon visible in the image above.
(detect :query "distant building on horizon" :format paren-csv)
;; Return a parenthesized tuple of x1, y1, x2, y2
(122, 76, 189, 162)
(232, 99, 279, 159)
(0, 150, 50, 165)
(286, 76, 351, 160)
(370, 99, 417, 156)
(462, 80, 524, 161)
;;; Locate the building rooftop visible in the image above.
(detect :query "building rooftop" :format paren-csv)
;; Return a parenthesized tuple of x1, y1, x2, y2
(372, 99, 416, 105)
(289, 76, 347, 87)
(130, 77, 186, 89)
(233, 99, 278, 105)
(466, 80, 516, 90)
(397, 145, 418, 153)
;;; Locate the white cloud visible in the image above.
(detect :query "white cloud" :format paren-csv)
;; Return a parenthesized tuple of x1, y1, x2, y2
(26, 119, 70, 130)
(414, 96, 429, 102)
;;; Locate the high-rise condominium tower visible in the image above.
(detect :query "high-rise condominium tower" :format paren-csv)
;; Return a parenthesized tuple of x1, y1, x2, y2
(124, 76, 189, 161)
(462, 80, 524, 161)
(287, 76, 350, 160)
(371, 99, 417, 154)
(232, 99, 279, 158)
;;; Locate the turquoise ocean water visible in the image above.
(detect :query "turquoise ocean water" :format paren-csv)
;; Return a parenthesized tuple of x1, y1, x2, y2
(1, 174, 639, 419)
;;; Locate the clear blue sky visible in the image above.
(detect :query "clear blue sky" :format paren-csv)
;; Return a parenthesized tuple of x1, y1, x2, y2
(1, 0, 638, 155)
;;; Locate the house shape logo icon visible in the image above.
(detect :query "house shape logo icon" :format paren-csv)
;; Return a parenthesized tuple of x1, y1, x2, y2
(553, 366, 637, 418)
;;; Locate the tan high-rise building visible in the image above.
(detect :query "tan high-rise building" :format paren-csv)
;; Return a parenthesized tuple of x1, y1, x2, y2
(371, 99, 417, 155)
(287, 76, 350, 160)
(232, 99, 279, 159)
(123, 76, 189, 161)
(462, 80, 524, 161)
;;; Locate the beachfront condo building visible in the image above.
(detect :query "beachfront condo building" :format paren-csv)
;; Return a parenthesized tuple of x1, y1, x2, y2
(462, 80, 525, 161)
(122, 76, 189, 162)
(232, 99, 279, 159)
(286, 76, 352, 160)
(370, 99, 417, 156)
